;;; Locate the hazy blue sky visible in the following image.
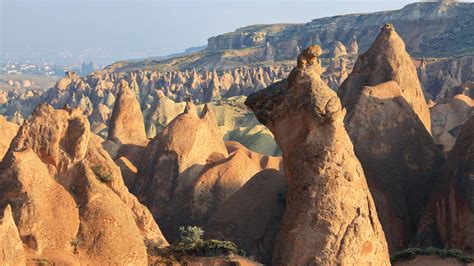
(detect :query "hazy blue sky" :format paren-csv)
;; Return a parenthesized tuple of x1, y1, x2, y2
(0, 0, 443, 64)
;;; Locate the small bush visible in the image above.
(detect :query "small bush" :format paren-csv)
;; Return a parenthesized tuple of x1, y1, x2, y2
(91, 165, 113, 182)
(179, 226, 204, 246)
(390, 247, 474, 263)
(173, 226, 245, 257)
(201, 239, 245, 257)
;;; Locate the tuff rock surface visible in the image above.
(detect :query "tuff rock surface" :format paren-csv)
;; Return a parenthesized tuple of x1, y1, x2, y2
(342, 80, 444, 252)
(419, 116, 474, 253)
(205, 169, 287, 265)
(245, 45, 390, 265)
(0, 115, 19, 162)
(339, 25, 446, 252)
(0, 205, 25, 265)
(430, 82, 473, 152)
(135, 102, 263, 241)
(0, 104, 167, 264)
(338, 23, 431, 133)
(108, 79, 147, 145)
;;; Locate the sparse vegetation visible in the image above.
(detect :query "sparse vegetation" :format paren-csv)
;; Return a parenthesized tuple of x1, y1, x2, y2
(173, 226, 245, 257)
(33, 258, 52, 265)
(390, 247, 474, 263)
(71, 236, 83, 249)
(91, 165, 113, 182)
(179, 226, 204, 247)
(152, 226, 246, 264)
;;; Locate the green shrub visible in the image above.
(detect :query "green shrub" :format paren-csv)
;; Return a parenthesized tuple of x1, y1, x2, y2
(173, 226, 245, 257)
(390, 247, 474, 263)
(91, 165, 113, 182)
(179, 226, 204, 246)
(201, 239, 245, 257)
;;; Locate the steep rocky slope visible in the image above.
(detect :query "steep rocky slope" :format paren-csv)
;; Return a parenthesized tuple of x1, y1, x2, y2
(0, 104, 168, 264)
(107, 79, 147, 145)
(338, 23, 431, 133)
(205, 169, 286, 265)
(339, 24, 445, 252)
(419, 116, 474, 253)
(0, 205, 25, 265)
(430, 82, 473, 152)
(134, 103, 277, 242)
(0, 115, 19, 162)
(246, 45, 390, 265)
(418, 56, 474, 101)
(105, 79, 149, 188)
(343, 80, 444, 252)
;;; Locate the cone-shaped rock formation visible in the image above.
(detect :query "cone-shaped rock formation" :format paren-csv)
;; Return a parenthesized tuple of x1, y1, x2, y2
(338, 23, 431, 133)
(0, 115, 19, 162)
(135, 102, 263, 241)
(0, 104, 167, 264)
(108, 79, 147, 145)
(245, 45, 390, 265)
(0, 205, 25, 265)
(339, 29, 445, 251)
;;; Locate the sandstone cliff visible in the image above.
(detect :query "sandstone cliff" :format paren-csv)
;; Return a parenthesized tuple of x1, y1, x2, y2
(246, 45, 390, 265)
(105, 2, 473, 71)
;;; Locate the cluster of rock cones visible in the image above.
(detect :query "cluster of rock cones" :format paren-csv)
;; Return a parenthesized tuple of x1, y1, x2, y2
(1, 24, 473, 265)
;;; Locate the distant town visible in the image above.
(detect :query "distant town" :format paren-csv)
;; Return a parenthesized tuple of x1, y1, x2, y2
(0, 61, 98, 77)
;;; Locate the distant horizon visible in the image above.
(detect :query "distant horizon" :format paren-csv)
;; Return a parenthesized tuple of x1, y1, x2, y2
(1, 0, 472, 66)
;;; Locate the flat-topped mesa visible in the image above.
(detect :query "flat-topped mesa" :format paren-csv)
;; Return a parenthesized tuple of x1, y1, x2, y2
(338, 23, 431, 133)
(107, 79, 147, 145)
(245, 45, 390, 265)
